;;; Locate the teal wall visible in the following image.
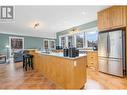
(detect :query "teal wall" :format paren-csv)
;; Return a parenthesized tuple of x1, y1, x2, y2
(0, 20, 97, 54)
(0, 33, 56, 54)
(56, 20, 97, 46)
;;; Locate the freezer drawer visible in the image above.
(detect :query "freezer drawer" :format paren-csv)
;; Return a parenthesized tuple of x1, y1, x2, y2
(108, 58, 123, 77)
(99, 57, 108, 73)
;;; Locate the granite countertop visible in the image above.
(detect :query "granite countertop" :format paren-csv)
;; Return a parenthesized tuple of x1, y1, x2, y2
(38, 52, 87, 60)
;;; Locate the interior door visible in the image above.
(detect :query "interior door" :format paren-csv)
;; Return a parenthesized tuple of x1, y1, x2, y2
(98, 33, 108, 57)
(108, 30, 123, 59)
(98, 57, 108, 73)
(108, 58, 123, 77)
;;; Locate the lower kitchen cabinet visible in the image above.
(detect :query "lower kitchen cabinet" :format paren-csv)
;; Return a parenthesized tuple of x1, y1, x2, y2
(87, 51, 98, 70)
(31, 51, 87, 89)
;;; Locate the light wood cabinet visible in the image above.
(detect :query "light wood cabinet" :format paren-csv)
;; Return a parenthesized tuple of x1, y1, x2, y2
(98, 6, 127, 32)
(98, 8, 110, 31)
(32, 52, 87, 89)
(111, 6, 126, 28)
(87, 51, 98, 70)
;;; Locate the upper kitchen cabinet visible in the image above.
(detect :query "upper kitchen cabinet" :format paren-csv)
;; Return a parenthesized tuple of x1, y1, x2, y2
(98, 8, 110, 31)
(111, 6, 126, 28)
(98, 6, 127, 32)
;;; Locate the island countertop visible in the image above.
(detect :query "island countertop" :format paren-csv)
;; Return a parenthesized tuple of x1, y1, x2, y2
(37, 52, 87, 60)
(31, 51, 87, 89)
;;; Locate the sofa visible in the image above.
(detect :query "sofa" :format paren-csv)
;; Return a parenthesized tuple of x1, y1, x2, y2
(13, 50, 29, 63)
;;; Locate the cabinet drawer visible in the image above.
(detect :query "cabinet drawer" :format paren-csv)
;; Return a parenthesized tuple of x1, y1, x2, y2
(87, 51, 98, 69)
(88, 62, 94, 66)
(88, 59, 97, 64)
(88, 55, 97, 60)
(88, 62, 97, 67)
(87, 57, 97, 62)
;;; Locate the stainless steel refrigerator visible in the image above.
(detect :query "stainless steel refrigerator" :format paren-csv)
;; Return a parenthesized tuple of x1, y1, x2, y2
(98, 30, 126, 77)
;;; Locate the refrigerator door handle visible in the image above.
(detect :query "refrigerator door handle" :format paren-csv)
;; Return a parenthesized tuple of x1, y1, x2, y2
(108, 33, 110, 55)
(107, 33, 109, 57)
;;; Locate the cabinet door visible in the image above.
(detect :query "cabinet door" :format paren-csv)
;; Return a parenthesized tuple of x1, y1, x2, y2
(98, 11, 103, 31)
(111, 6, 126, 28)
(98, 8, 110, 31)
(103, 9, 111, 30)
(98, 6, 127, 32)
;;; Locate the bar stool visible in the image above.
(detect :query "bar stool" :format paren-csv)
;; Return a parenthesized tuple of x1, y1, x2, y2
(23, 54, 33, 71)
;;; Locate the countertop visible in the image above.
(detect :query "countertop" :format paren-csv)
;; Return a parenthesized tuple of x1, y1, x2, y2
(36, 51, 87, 60)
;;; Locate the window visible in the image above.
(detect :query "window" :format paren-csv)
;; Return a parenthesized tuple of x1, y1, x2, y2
(86, 31, 98, 48)
(60, 37, 66, 48)
(76, 33, 84, 48)
(84, 32, 87, 48)
(9, 37, 24, 50)
(43, 40, 49, 50)
(68, 35, 74, 48)
(49, 40, 55, 50)
(59, 28, 98, 49)
(43, 39, 55, 50)
(9, 37, 24, 57)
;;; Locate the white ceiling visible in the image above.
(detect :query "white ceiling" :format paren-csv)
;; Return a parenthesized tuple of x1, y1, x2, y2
(0, 6, 108, 39)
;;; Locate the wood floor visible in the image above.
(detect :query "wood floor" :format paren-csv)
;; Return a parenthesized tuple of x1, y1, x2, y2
(0, 62, 127, 89)
(86, 68, 127, 89)
(0, 62, 60, 89)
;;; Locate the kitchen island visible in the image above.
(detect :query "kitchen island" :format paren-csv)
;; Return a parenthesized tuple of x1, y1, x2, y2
(31, 51, 87, 89)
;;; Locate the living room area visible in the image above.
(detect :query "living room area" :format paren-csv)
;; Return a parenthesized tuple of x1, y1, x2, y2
(0, 36, 25, 64)
(0, 34, 56, 64)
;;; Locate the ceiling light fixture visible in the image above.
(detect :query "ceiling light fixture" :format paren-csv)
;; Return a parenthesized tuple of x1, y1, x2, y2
(33, 23, 40, 29)
(28, 20, 42, 32)
(70, 28, 79, 35)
